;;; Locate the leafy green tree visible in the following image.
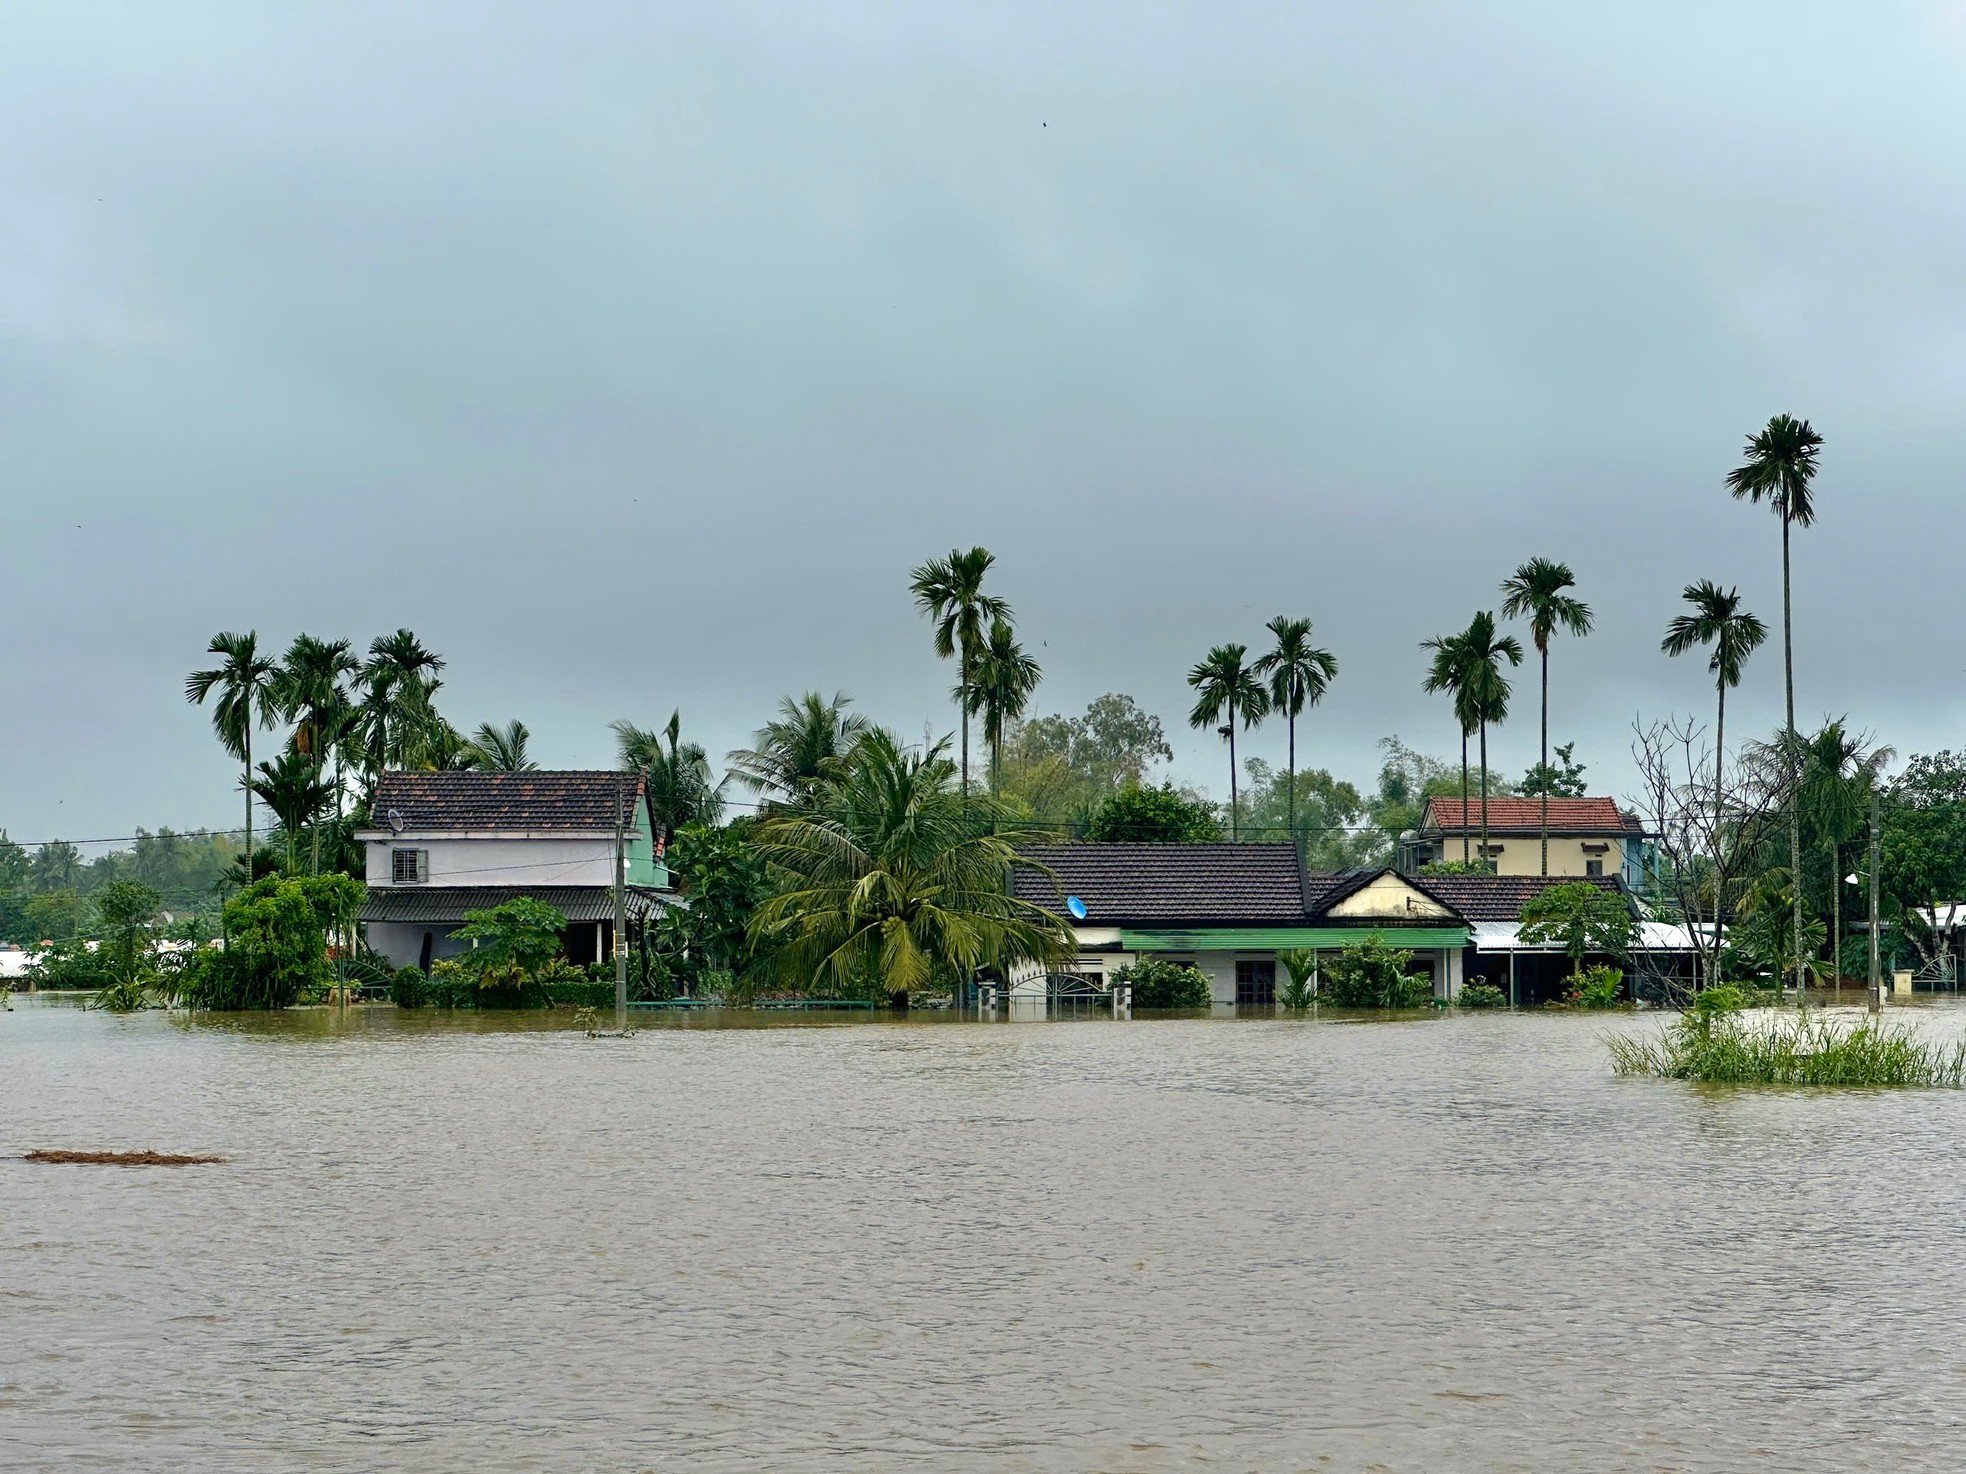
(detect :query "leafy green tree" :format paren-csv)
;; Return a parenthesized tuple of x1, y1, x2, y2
(1085, 782, 1222, 843)
(1237, 759, 1379, 869)
(910, 546, 1009, 799)
(726, 692, 870, 810)
(996, 694, 1174, 826)
(967, 616, 1043, 795)
(451, 897, 568, 976)
(0, 830, 29, 893)
(180, 873, 363, 1009)
(469, 720, 537, 772)
(1519, 881, 1637, 971)
(24, 889, 85, 942)
(1520, 741, 1588, 799)
(250, 750, 335, 871)
(1321, 935, 1430, 1008)
(748, 730, 1074, 998)
(1187, 644, 1270, 841)
(93, 880, 162, 991)
(1252, 616, 1338, 844)
(663, 822, 771, 981)
(28, 839, 82, 893)
(1662, 580, 1768, 857)
(1880, 752, 1966, 973)
(1500, 559, 1593, 876)
(186, 630, 282, 868)
(614, 710, 722, 847)
(1728, 413, 1824, 993)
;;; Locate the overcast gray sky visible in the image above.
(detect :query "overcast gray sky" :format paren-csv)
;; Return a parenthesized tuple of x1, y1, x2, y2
(6, 2, 1965, 850)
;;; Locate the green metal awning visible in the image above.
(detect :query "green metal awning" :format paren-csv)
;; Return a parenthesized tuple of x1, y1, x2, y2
(1121, 926, 1470, 952)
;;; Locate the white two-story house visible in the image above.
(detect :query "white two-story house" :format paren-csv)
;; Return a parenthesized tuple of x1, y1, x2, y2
(357, 770, 679, 972)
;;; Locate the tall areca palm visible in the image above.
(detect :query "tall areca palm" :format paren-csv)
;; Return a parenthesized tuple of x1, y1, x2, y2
(1500, 559, 1594, 876)
(748, 730, 1074, 997)
(1421, 630, 1478, 865)
(273, 634, 359, 873)
(358, 629, 446, 785)
(1187, 643, 1270, 841)
(613, 710, 722, 848)
(1661, 580, 1768, 844)
(727, 693, 870, 810)
(1728, 414, 1823, 993)
(1460, 612, 1524, 864)
(909, 547, 1009, 799)
(967, 617, 1043, 795)
(185, 631, 281, 868)
(1797, 721, 1892, 987)
(470, 720, 537, 772)
(1252, 616, 1338, 846)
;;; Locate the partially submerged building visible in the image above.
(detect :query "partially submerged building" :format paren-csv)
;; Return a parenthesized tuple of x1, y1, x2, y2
(1010, 842, 1675, 1006)
(357, 770, 680, 971)
(1407, 796, 1648, 884)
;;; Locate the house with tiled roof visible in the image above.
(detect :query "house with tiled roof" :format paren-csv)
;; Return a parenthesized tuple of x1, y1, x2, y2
(1010, 842, 1663, 1006)
(356, 771, 680, 972)
(1410, 796, 1647, 884)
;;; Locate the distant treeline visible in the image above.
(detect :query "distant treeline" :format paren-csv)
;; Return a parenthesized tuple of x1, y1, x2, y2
(0, 828, 241, 944)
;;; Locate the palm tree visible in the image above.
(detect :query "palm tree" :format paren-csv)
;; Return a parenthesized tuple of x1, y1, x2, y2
(186, 631, 281, 868)
(272, 634, 359, 874)
(748, 729, 1074, 998)
(357, 629, 446, 786)
(1728, 413, 1823, 994)
(1420, 630, 1478, 865)
(249, 750, 335, 870)
(470, 720, 537, 772)
(967, 617, 1043, 795)
(1187, 644, 1270, 841)
(1499, 560, 1594, 877)
(613, 710, 722, 848)
(1459, 612, 1523, 865)
(1252, 616, 1338, 847)
(1797, 721, 1892, 989)
(726, 692, 870, 810)
(1661, 581, 1768, 854)
(909, 547, 1009, 799)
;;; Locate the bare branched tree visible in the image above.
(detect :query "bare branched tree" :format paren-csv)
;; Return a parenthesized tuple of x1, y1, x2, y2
(1628, 716, 1795, 997)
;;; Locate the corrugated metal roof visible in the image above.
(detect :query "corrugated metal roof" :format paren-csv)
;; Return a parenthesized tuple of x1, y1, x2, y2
(358, 885, 680, 925)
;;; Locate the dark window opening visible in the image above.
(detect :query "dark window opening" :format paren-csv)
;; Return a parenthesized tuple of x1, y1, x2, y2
(1235, 959, 1276, 1008)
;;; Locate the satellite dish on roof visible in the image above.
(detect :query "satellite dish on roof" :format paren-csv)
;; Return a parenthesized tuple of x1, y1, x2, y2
(1066, 895, 1088, 921)
(386, 808, 406, 835)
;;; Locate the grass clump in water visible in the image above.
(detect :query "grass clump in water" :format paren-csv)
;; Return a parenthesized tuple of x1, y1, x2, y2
(1609, 986, 1966, 1087)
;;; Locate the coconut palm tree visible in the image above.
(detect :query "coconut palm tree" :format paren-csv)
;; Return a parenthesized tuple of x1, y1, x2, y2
(967, 617, 1043, 795)
(1187, 644, 1270, 841)
(470, 720, 537, 772)
(1252, 615, 1338, 847)
(1728, 413, 1823, 994)
(1459, 612, 1523, 865)
(1420, 629, 1479, 865)
(272, 634, 359, 873)
(1661, 580, 1769, 855)
(185, 631, 281, 868)
(1796, 721, 1892, 987)
(1499, 560, 1594, 876)
(249, 750, 335, 871)
(909, 547, 1009, 799)
(613, 710, 722, 848)
(726, 693, 870, 810)
(748, 729, 1074, 998)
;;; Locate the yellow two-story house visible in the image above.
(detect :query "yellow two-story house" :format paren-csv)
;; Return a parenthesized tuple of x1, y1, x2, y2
(1410, 796, 1647, 883)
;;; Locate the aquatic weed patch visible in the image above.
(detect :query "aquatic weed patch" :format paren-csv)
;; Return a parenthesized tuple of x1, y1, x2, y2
(1610, 993, 1966, 1088)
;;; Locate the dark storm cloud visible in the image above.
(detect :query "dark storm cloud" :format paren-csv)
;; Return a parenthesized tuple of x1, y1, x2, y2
(6, 2, 1965, 845)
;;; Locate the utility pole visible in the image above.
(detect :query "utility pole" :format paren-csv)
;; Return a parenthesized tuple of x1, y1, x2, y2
(1868, 792, 1882, 1016)
(614, 775, 629, 1034)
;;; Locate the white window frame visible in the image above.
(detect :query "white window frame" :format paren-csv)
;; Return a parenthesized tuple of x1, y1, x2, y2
(391, 847, 430, 885)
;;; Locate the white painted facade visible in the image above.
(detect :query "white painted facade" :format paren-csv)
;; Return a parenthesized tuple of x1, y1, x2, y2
(363, 833, 620, 891)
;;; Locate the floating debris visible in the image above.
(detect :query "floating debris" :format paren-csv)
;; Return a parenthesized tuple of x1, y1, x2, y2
(21, 1149, 225, 1167)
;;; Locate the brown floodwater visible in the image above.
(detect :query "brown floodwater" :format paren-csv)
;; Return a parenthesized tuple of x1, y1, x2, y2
(6, 996, 1966, 1472)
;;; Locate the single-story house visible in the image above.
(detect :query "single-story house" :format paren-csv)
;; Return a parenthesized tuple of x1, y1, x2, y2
(1010, 843, 1680, 1006)
(357, 770, 683, 971)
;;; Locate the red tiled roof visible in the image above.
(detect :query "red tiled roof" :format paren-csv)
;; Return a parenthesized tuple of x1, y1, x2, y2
(1421, 796, 1640, 835)
(365, 771, 644, 833)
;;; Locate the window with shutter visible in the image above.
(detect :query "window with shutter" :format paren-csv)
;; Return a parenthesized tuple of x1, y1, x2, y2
(392, 848, 427, 884)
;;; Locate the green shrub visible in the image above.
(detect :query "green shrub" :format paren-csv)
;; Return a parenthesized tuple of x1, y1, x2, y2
(1321, 935, 1432, 1008)
(1611, 1001, 1966, 1087)
(1114, 958, 1212, 1009)
(1277, 949, 1318, 1010)
(390, 965, 428, 1009)
(181, 873, 364, 1010)
(1458, 982, 1507, 1009)
(1567, 965, 1626, 1010)
(23, 938, 118, 992)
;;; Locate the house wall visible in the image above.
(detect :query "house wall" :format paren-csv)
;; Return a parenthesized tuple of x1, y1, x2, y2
(1420, 833, 1629, 879)
(366, 834, 619, 889)
(1325, 873, 1458, 921)
(1016, 929, 1461, 1007)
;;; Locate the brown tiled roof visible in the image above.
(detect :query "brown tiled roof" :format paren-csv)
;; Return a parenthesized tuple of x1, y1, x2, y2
(1421, 796, 1641, 835)
(1011, 843, 1315, 926)
(366, 771, 643, 834)
(1411, 873, 1628, 922)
